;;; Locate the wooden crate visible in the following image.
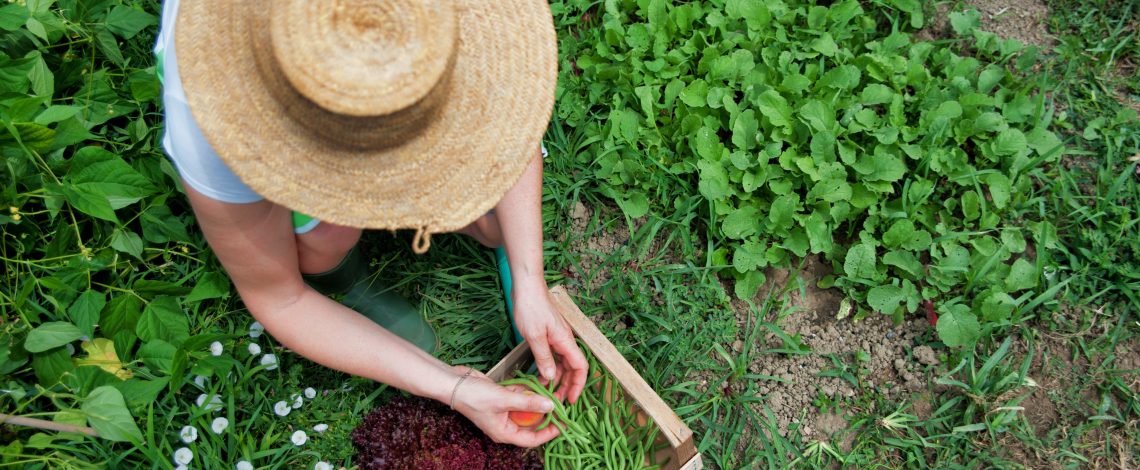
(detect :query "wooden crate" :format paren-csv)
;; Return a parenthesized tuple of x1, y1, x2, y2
(487, 286, 703, 470)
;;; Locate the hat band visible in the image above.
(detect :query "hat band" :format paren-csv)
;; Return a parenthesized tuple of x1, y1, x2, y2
(248, 7, 456, 151)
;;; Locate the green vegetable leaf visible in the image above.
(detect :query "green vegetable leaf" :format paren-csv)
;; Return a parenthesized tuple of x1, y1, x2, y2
(860, 84, 894, 105)
(81, 386, 143, 443)
(767, 195, 797, 231)
(983, 173, 1012, 209)
(882, 219, 932, 250)
(697, 160, 731, 201)
(25, 322, 84, 353)
(844, 243, 877, 280)
(1004, 258, 1039, 291)
(853, 150, 906, 182)
(733, 239, 767, 272)
(754, 90, 793, 129)
(680, 79, 709, 108)
(616, 191, 650, 218)
(723, 206, 760, 239)
(883, 250, 924, 278)
(734, 270, 767, 300)
(937, 303, 981, 347)
(731, 109, 759, 150)
(110, 229, 144, 259)
(993, 129, 1027, 156)
(867, 284, 905, 314)
(68, 291, 106, 339)
(980, 291, 1016, 322)
(135, 296, 189, 346)
(949, 9, 981, 36)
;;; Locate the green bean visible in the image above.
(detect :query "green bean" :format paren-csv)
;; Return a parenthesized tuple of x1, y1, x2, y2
(503, 341, 666, 470)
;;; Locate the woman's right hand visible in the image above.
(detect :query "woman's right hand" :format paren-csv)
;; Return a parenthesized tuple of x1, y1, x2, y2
(448, 366, 561, 448)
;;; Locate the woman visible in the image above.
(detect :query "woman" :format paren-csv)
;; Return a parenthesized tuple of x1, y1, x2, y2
(156, 0, 587, 447)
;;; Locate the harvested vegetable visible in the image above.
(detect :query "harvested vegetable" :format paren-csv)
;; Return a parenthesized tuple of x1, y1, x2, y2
(509, 410, 545, 428)
(501, 342, 662, 470)
(351, 395, 542, 470)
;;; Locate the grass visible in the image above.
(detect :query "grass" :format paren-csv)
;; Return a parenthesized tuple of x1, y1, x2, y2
(1, 1, 1138, 469)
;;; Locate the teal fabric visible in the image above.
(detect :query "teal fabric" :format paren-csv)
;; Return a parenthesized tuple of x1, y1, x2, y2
(495, 246, 523, 344)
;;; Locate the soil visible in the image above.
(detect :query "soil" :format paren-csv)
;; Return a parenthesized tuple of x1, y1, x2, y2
(918, 0, 1054, 49)
(739, 256, 935, 440)
(562, 199, 629, 297)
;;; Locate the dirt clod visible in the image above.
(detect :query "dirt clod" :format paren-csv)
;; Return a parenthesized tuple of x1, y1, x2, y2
(913, 345, 940, 366)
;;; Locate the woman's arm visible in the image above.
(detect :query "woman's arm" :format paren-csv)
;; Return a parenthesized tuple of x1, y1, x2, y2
(183, 184, 557, 446)
(494, 149, 588, 403)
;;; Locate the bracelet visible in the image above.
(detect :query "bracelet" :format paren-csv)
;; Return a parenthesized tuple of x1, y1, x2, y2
(449, 369, 474, 410)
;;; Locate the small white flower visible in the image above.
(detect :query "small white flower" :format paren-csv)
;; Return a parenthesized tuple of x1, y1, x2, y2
(291, 430, 308, 446)
(313, 423, 329, 433)
(303, 387, 316, 400)
(209, 341, 224, 356)
(249, 321, 264, 338)
(176, 466, 188, 470)
(173, 447, 193, 465)
(179, 425, 198, 443)
(273, 401, 291, 417)
(291, 393, 303, 409)
(193, 375, 207, 388)
(236, 461, 253, 470)
(260, 354, 278, 370)
(211, 417, 229, 434)
(247, 343, 262, 356)
(196, 394, 223, 411)
(314, 462, 333, 470)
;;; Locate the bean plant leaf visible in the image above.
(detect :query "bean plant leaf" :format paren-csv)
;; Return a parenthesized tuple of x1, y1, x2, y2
(32, 346, 73, 385)
(81, 386, 143, 443)
(68, 291, 106, 338)
(110, 229, 144, 259)
(135, 296, 189, 346)
(25, 322, 84, 353)
(76, 338, 131, 380)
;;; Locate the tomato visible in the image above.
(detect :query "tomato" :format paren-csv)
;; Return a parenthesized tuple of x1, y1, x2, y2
(508, 410, 544, 428)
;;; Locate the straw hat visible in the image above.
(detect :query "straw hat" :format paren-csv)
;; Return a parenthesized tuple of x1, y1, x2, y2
(175, 0, 557, 253)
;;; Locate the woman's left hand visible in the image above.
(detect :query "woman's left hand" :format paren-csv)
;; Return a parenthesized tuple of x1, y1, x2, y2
(512, 284, 588, 404)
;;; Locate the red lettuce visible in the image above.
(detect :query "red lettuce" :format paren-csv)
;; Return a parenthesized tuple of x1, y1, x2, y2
(352, 395, 542, 469)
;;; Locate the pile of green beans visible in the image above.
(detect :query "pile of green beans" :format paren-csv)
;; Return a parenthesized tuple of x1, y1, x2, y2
(499, 343, 663, 470)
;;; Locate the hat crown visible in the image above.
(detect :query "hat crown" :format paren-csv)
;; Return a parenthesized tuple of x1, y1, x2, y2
(269, 0, 457, 117)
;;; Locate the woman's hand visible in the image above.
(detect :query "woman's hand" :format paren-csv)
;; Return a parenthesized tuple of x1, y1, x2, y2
(511, 286, 588, 404)
(449, 367, 560, 447)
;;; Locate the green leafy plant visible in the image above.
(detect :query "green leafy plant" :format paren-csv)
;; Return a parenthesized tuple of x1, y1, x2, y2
(550, 0, 1067, 346)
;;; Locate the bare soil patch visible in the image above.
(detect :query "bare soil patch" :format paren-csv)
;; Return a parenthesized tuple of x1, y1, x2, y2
(740, 257, 935, 440)
(917, 0, 1053, 49)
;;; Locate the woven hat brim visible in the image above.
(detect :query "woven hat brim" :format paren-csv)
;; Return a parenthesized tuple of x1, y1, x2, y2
(175, 1, 556, 234)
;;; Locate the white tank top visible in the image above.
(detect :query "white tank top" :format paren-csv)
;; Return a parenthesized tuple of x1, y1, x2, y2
(155, 0, 263, 203)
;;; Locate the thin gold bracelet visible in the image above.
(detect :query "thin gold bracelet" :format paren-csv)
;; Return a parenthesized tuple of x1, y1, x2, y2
(449, 369, 474, 410)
